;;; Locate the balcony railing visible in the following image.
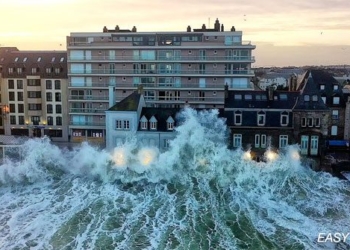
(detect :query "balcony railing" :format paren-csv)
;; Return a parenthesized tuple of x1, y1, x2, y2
(69, 82, 112, 88)
(113, 83, 225, 89)
(69, 95, 109, 100)
(68, 55, 255, 62)
(69, 69, 254, 76)
(69, 121, 106, 126)
(69, 108, 106, 113)
(116, 96, 224, 103)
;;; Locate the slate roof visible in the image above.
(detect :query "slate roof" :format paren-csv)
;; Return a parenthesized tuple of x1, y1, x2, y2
(0, 48, 67, 78)
(108, 91, 141, 111)
(293, 71, 330, 111)
(225, 90, 299, 109)
(138, 107, 180, 131)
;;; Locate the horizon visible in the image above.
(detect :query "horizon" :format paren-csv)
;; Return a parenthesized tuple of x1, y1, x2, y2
(1, 0, 349, 67)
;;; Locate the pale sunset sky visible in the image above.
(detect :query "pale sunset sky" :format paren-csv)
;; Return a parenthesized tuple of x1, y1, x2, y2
(1, 0, 350, 67)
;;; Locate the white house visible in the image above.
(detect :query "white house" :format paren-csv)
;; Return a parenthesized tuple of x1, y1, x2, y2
(105, 88, 178, 151)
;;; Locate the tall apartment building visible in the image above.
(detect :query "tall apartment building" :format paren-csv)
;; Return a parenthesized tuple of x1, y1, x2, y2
(66, 18, 255, 143)
(0, 47, 68, 141)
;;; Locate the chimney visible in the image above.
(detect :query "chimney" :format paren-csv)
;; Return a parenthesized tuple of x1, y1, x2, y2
(214, 18, 220, 31)
(103, 26, 108, 33)
(132, 26, 137, 32)
(115, 25, 120, 32)
(137, 84, 144, 95)
(231, 26, 236, 32)
(187, 25, 191, 32)
(267, 85, 274, 101)
(202, 24, 206, 30)
(221, 24, 224, 32)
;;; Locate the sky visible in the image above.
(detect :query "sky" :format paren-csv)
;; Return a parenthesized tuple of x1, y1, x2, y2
(1, 0, 350, 67)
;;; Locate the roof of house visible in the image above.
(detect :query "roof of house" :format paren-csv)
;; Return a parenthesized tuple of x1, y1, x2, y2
(0, 48, 67, 78)
(138, 107, 180, 131)
(108, 91, 141, 111)
(224, 90, 300, 109)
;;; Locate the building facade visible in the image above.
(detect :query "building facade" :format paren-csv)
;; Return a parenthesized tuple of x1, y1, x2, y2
(67, 19, 255, 144)
(0, 47, 69, 141)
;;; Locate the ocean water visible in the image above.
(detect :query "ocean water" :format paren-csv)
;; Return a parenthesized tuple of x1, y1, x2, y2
(0, 108, 349, 250)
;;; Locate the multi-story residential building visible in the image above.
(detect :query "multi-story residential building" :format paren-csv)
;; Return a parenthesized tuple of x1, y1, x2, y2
(67, 18, 255, 144)
(224, 86, 299, 159)
(0, 47, 68, 141)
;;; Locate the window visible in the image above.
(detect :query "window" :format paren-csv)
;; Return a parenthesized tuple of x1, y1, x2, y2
(280, 112, 288, 126)
(8, 68, 13, 74)
(332, 110, 339, 119)
(301, 117, 307, 127)
(244, 94, 252, 100)
(304, 95, 310, 101)
(320, 84, 325, 90)
(124, 120, 130, 130)
(279, 135, 288, 148)
(141, 121, 147, 130)
(55, 93, 61, 102)
(331, 125, 338, 136)
(32, 68, 37, 74)
(28, 104, 41, 110)
(17, 92, 23, 101)
(18, 116, 24, 125)
(255, 134, 260, 148)
(47, 104, 53, 114)
(315, 117, 320, 127)
(254, 134, 267, 148)
(9, 104, 15, 113)
(10, 116, 16, 125)
(46, 67, 52, 74)
(28, 91, 41, 98)
(17, 68, 22, 74)
(307, 118, 313, 127)
(234, 94, 242, 100)
(46, 80, 52, 89)
(333, 85, 339, 90)
(17, 80, 23, 89)
(8, 80, 14, 89)
(312, 95, 318, 101)
(18, 104, 24, 113)
(257, 112, 265, 126)
(47, 116, 53, 125)
(31, 116, 40, 125)
(164, 139, 170, 148)
(46, 93, 52, 102)
(116, 120, 122, 129)
(321, 96, 326, 104)
(234, 111, 242, 125)
(9, 92, 15, 101)
(261, 134, 267, 148)
(56, 117, 62, 126)
(55, 80, 61, 90)
(150, 122, 157, 130)
(55, 68, 60, 74)
(56, 105, 62, 114)
(333, 97, 340, 104)
(28, 79, 40, 86)
(233, 134, 242, 147)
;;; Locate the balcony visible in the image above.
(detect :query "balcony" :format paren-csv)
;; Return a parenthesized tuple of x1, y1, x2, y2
(69, 121, 106, 126)
(68, 82, 111, 88)
(68, 55, 255, 63)
(114, 82, 225, 89)
(69, 69, 254, 76)
(69, 95, 109, 101)
(116, 96, 224, 103)
(69, 108, 106, 114)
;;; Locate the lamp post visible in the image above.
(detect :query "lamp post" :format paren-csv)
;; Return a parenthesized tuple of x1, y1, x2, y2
(2, 105, 10, 135)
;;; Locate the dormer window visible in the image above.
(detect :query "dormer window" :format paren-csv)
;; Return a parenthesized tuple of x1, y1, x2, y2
(304, 95, 310, 101)
(150, 116, 157, 130)
(166, 116, 175, 130)
(140, 115, 148, 130)
(333, 84, 339, 90)
(234, 111, 242, 125)
(312, 95, 318, 101)
(320, 84, 325, 90)
(257, 111, 266, 126)
(280, 111, 289, 126)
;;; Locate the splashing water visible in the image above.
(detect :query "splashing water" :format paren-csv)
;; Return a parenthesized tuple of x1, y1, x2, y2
(0, 108, 349, 250)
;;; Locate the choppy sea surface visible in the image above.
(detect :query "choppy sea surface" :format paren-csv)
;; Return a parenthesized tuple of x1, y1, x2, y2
(0, 108, 349, 250)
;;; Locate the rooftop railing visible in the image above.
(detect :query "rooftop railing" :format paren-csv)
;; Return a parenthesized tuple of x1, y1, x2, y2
(69, 69, 254, 75)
